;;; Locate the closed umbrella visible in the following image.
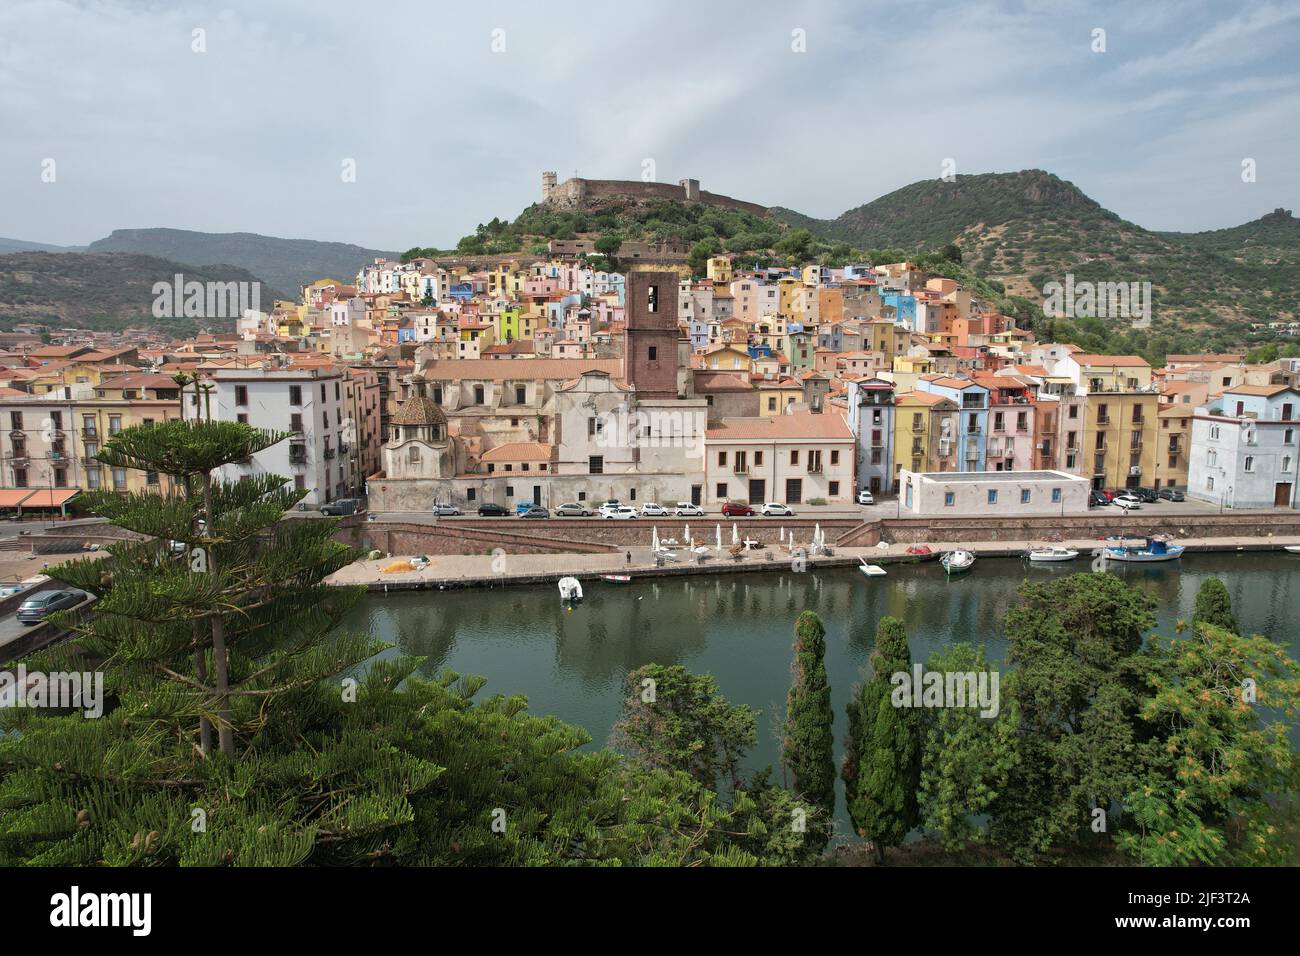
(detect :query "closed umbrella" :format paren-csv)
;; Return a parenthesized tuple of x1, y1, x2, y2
(731, 523, 739, 545)
(652, 526, 659, 551)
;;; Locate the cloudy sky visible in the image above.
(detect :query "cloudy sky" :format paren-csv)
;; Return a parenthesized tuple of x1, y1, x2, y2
(2, 0, 1297, 250)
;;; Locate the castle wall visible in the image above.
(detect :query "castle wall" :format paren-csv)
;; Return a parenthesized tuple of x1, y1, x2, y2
(544, 177, 766, 217)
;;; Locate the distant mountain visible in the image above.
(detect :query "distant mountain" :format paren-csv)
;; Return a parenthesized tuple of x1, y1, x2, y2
(87, 228, 397, 297)
(0, 251, 289, 333)
(773, 171, 1300, 331)
(0, 237, 84, 254)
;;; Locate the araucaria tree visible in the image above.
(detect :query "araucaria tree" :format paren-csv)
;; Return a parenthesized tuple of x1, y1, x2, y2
(0, 420, 441, 864)
(843, 616, 922, 863)
(1192, 577, 1240, 634)
(782, 611, 835, 833)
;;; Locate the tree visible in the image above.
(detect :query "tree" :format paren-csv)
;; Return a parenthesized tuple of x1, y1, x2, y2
(843, 616, 922, 863)
(992, 573, 1157, 862)
(593, 233, 623, 257)
(1192, 578, 1239, 634)
(782, 612, 835, 834)
(687, 238, 720, 277)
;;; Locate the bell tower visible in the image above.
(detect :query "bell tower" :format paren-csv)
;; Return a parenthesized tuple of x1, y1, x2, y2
(624, 271, 679, 402)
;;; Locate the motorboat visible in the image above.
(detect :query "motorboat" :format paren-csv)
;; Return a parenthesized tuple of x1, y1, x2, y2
(558, 576, 583, 602)
(600, 574, 633, 583)
(1028, 546, 1079, 563)
(858, 557, 887, 577)
(941, 550, 975, 575)
(1104, 537, 1184, 563)
(1285, 545, 1300, 554)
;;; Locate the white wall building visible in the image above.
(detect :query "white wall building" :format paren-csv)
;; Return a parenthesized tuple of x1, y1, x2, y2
(705, 412, 855, 505)
(1187, 385, 1300, 509)
(898, 468, 1090, 517)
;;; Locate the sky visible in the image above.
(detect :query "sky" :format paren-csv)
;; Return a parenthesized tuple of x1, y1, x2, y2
(2, 0, 1297, 250)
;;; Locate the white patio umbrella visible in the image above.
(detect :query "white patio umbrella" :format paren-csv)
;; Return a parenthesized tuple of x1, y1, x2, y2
(684, 523, 690, 542)
(779, 526, 786, 542)
(715, 524, 722, 550)
(814, 523, 822, 549)
(731, 523, 739, 545)
(652, 526, 659, 551)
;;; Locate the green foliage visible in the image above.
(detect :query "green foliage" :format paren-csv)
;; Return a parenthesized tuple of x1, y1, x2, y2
(842, 616, 922, 861)
(1192, 578, 1240, 634)
(782, 612, 835, 834)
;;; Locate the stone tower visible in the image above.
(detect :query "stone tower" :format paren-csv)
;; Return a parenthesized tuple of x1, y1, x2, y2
(541, 170, 557, 201)
(679, 178, 700, 201)
(624, 271, 680, 402)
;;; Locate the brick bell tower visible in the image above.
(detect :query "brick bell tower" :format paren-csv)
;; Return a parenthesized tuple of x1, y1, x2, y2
(624, 271, 680, 401)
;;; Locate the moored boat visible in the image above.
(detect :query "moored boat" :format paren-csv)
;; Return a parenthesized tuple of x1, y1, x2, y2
(558, 576, 584, 602)
(1285, 545, 1300, 554)
(600, 574, 633, 583)
(858, 557, 887, 577)
(941, 550, 975, 574)
(1105, 537, 1184, 563)
(1028, 546, 1079, 563)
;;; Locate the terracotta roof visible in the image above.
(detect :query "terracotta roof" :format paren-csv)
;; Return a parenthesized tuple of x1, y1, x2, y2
(1222, 384, 1300, 397)
(418, 358, 621, 381)
(480, 442, 553, 462)
(895, 391, 955, 407)
(693, 371, 754, 393)
(706, 412, 852, 441)
(390, 395, 447, 427)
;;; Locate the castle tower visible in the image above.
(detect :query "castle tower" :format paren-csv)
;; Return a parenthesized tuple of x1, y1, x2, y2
(541, 170, 557, 202)
(624, 271, 680, 402)
(679, 178, 700, 202)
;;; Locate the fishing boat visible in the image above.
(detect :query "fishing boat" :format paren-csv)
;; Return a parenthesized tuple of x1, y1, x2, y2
(941, 550, 976, 575)
(1104, 536, 1184, 563)
(1027, 546, 1079, 563)
(1285, 545, 1300, 554)
(600, 574, 633, 583)
(858, 557, 887, 577)
(558, 576, 584, 602)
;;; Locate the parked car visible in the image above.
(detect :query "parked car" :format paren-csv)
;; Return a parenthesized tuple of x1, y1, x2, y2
(555, 502, 592, 517)
(857, 490, 875, 505)
(320, 498, 363, 516)
(760, 502, 794, 517)
(597, 502, 622, 518)
(514, 500, 536, 516)
(638, 502, 669, 517)
(518, 506, 550, 519)
(476, 502, 509, 517)
(721, 501, 756, 517)
(431, 503, 462, 516)
(1131, 487, 1159, 503)
(17, 589, 87, 625)
(1088, 490, 1111, 507)
(674, 502, 704, 517)
(1113, 494, 1143, 510)
(602, 506, 638, 519)
(1100, 488, 1122, 501)
(601, 499, 622, 510)
(1158, 488, 1186, 502)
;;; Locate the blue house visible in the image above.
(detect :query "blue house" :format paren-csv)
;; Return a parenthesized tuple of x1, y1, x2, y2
(917, 376, 989, 472)
(846, 378, 896, 496)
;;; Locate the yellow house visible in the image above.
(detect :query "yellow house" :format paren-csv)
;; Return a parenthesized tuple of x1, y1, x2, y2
(893, 353, 936, 375)
(868, 318, 911, 361)
(757, 381, 802, 416)
(1075, 354, 1153, 392)
(702, 344, 751, 373)
(1082, 391, 1160, 490)
(706, 257, 732, 286)
(1155, 405, 1192, 492)
(893, 391, 959, 480)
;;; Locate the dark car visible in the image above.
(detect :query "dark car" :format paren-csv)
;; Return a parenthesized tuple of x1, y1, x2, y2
(1158, 488, 1185, 502)
(320, 498, 363, 516)
(518, 506, 550, 519)
(1131, 487, 1159, 503)
(17, 588, 87, 626)
(476, 502, 509, 517)
(1088, 490, 1111, 507)
(721, 501, 755, 517)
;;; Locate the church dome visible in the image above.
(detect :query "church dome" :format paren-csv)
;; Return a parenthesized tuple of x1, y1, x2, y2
(391, 395, 447, 427)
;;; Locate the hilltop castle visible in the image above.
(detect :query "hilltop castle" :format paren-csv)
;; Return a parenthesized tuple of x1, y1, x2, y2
(539, 171, 767, 217)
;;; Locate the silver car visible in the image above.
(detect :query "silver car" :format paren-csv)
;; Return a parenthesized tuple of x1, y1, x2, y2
(555, 502, 592, 517)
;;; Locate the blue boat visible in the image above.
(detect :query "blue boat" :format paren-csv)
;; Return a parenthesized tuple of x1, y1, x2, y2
(1105, 536, 1184, 563)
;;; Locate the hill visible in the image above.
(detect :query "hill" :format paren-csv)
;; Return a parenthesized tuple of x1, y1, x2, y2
(0, 237, 84, 254)
(0, 251, 289, 334)
(87, 228, 397, 295)
(772, 171, 1300, 337)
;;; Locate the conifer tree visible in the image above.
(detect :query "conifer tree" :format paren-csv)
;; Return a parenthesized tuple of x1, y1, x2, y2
(842, 616, 922, 863)
(1192, 577, 1239, 634)
(782, 611, 835, 835)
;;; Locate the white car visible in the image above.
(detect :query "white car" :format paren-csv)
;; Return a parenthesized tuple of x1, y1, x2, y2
(1113, 494, 1143, 510)
(638, 502, 669, 517)
(674, 502, 704, 517)
(603, 506, 638, 519)
(760, 502, 794, 517)
(857, 490, 875, 505)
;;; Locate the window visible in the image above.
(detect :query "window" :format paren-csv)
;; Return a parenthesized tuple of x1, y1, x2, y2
(235, 385, 248, 406)
(648, 346, 658, 362)
(237, 413, 248, 425)
(768, 397, 777, 411)
(1283, 456, 1292, 472)
(944, 492, 955, 507)
(14, 468, 27, 488)
(829, 481, 840, 496)
(515, 386, 526, 404)
(754, 451, 763, 466)
(1051, 488, 1062, 503)
(1068, 405, 1078, 419)
(588, 456, 603, 474)
(987, 490, 998, 504)
(1244, 456, 1254, 472)
(790, 449, 799, 465)
(109, 415, 122, 435)
(474, 385, 485, 404)
(290, 413, 303, 433)
(294, 475, 305, 491)
(1021, 489, 1031, 504)
(718, 451, 727, 466)
(320, 384, 326, 401)
(146, 471, 159, 486)
(1207, 476, 1215, 491)
(1286, 429, 1295, 444)
(112, 468, 127, 491)
(9, 412, 22, 430)
(716, 483, 728, 498)
(289, 385, 302, 406)
(830, 450, 839, 466)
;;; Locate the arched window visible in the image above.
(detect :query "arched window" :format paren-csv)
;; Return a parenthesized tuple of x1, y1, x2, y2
(408, 446, 422, 465)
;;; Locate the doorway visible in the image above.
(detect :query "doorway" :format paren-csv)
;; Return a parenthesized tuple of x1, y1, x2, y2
(1275, 482, 1292, 507)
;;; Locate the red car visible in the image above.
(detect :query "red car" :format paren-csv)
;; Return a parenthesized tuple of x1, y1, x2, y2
(1100, 488, 1122, 501)
(721, 501, 755, 517)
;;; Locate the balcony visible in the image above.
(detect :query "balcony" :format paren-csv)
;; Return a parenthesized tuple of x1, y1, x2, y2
(323, 448, 336, 460)
(82, 428, 98, 440)
(807, 464, 823, 475)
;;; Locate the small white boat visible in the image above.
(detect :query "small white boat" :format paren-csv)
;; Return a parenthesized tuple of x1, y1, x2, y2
(558, 576, 583, 602)
(600, 574, 632, 583)
(1285, 545, 1300, 554)
(858, 563, 887, 578)
(1105, 537, 1184, 563)
(941, 550, 975, 574)
(1028, 546, 1079, 563)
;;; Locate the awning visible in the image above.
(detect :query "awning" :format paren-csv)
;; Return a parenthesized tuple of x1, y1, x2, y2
(17, 489, 81, 508)
(0, 489, 35, 508)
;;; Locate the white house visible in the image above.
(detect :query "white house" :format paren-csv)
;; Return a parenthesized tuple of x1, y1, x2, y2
(898, 468, 1090, 517)
(705, 411, 855, 506)
(1187, 385, 1300, 509)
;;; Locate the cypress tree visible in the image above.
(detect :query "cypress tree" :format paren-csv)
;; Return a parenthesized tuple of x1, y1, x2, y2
(1192, 577, 1239, 634)
(842, 615, 922, 864)
(782, 611, 835, 831)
